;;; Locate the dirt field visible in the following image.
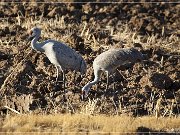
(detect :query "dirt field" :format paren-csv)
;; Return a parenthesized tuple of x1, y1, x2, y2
(0, 1, 179, 119)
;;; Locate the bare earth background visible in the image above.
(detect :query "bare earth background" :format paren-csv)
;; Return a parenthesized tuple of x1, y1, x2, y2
(0, 1, 180, 133)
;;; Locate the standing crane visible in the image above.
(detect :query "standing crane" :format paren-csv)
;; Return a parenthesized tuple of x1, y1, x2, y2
(82, 48, 143, 98)
(28, 27, 87, 91)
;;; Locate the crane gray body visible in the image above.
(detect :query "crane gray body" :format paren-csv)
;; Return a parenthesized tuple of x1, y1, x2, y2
(82, 48, 143, 97)
(32, 39, 86, 74)
(29, 27, 86, 90)
(93, 48, 143, 73)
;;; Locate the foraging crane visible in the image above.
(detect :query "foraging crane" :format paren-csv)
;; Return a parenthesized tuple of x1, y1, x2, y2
(28, 27, 86, 90)
(82, 48, 143, 98)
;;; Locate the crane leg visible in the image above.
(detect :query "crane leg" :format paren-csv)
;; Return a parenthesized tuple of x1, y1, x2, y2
(62, 71, 66, 91)
(113, 72, 115, 90)
(60, 70, 67, 101)
(106, 71, 109, 91)
(56, 66, 66, 93)
(56, 66, 59, 82)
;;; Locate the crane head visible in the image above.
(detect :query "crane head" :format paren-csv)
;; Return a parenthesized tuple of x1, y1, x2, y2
(28, 27, 41, 41)
(81, 87, 89, 100)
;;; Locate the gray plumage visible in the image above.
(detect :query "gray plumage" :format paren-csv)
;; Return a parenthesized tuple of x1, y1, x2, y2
(29, 27, 86, 89)
(82, 48, 143, 96)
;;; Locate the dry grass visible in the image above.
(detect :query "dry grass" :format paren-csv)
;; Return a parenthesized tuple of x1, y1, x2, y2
(1, 114, 180, 134)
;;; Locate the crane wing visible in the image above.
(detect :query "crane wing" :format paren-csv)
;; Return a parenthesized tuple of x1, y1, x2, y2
(52, 41, 82, 71)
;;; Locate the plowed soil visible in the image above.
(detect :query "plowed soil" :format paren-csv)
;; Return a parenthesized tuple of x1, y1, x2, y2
(0, 1, 179, 116)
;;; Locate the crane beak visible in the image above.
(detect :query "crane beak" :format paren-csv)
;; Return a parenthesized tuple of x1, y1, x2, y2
(81, 90, 88, 101)
(27, 35, 35, 41)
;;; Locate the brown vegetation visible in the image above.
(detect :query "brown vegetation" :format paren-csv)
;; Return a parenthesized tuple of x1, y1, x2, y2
(1, 114, 180, 134)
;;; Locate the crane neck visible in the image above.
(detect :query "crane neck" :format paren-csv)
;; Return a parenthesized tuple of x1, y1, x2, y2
(82, 71, 101, 94)
(31, 34, 45, 52)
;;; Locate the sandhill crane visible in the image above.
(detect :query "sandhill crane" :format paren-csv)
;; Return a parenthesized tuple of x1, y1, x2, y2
(28, 27, 86, 91)
(82, 48, 143, 98)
